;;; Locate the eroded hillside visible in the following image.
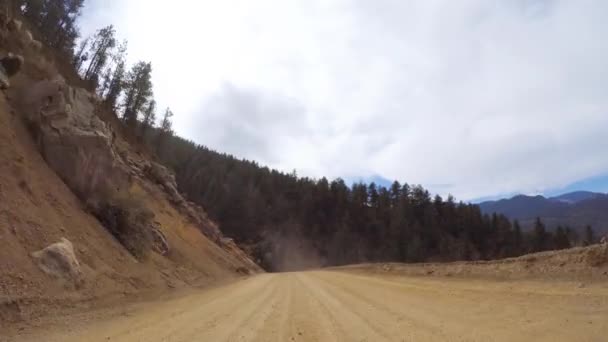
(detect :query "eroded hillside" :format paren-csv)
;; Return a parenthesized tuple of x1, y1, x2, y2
(0, 16, 260, 325)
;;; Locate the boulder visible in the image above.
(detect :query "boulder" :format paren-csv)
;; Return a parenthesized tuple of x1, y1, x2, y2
(145, 162, 184, 205)
(146, 161, 175, 185)
(31, 238, 82, 285)
(20, 78, 131, 202)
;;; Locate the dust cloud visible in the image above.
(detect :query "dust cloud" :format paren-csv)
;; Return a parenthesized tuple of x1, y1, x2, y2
(259, 227, 325, 272)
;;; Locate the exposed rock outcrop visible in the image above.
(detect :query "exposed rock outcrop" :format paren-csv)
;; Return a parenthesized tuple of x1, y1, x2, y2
(151, 224, 170, 256)
(220, 237, 261, 272)
(20, 78, 131, 203)
(144, 161, 225, 242)
(146, 161, 184, 205)
(18, 78, 259, 271)
(31, 238, 83, 286)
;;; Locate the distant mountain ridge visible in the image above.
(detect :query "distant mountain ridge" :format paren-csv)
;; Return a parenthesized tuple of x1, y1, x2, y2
(549, 191, 605, 204)
(479, 191, 608, 235)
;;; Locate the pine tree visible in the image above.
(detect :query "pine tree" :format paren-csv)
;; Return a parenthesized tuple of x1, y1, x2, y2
(583, 225, 596, 246)
(389, 181, 401, 208)
(553, 226, 571, 250)
(401, 183, 411, 203)
(83, 25, 117, 84)
(156, 107, 174, 155)
(73, 36, 90, 72)
(532, 217, 548, 252)
(513, 220, 523, 254)
(122, 61, 153, 128)
(103, 59, 126, 111)
(98, 40, 127, 103)
(140, 99, 156, 137)
(159, 107, 174, 134)
(368, 182, 379, 209)
(565, 226, 578, 246)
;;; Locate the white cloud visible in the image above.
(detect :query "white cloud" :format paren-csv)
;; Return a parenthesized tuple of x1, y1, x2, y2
(80, 0, 608, 200)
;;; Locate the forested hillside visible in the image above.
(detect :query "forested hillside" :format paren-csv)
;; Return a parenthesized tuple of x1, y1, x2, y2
(152, 135, 592, 271)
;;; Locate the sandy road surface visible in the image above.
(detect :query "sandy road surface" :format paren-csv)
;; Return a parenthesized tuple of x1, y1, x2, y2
(9, 271, 608, 342)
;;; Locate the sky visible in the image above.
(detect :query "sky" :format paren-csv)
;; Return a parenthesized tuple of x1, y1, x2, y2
(79, 0, 608, 201)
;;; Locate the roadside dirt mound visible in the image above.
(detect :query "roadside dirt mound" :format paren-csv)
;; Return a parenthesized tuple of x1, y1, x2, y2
(0, 17, 260, 326)
(342, 244, 608, 281)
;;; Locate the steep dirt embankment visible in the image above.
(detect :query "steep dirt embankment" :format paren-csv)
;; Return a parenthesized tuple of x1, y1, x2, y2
(0, 18, 260, 325)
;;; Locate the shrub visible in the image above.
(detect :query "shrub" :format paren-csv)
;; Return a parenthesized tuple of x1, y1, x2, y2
(92, 191, 154, 260)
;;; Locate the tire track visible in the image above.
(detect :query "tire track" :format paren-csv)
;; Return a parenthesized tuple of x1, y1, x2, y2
(296, 272, 392, 341)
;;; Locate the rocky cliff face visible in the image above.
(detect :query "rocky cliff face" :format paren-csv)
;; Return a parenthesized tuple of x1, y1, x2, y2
(20, 78, 130, 202)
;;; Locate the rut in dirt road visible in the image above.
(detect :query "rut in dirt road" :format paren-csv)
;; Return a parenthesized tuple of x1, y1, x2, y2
(12, 271, 608, 342)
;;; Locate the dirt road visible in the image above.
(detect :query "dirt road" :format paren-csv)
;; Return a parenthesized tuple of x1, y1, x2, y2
(9, 271, 608, 342)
